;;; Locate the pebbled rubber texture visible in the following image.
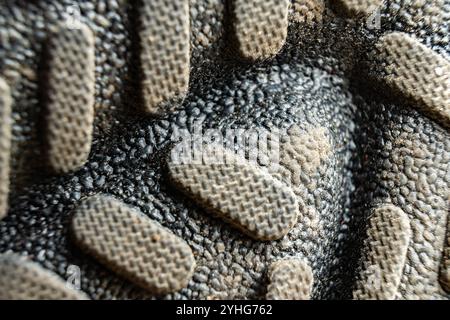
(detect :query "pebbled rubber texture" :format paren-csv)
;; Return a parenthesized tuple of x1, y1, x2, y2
(0, 253, 88, 300)
(0, 77, 11, 220)
(266, 259, 314, 300)
(0, 0, 449, 300)
(71, 194, 196, 295)
(44, 21, 95, 173)
(353, 204, 411, 300)
(139, 0, 190, 114)
(168, 144, 299, 241)
(387, 0, 446, 30)
(273, 126, 331, 193)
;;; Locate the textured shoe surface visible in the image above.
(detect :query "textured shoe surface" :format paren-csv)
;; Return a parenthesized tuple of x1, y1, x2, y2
(0, 0, 449, 300)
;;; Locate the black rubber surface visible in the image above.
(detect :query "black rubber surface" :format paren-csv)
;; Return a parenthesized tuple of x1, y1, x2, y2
(0, 0, 448, 299)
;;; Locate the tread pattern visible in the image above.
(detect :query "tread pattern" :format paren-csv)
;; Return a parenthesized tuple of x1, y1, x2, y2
(0, 0, 448, 301)
(45, 22, 95, 173)
(71, 194, 196, 295)
(335, 0, 383, 17)
(375, 32, 450, 128)
(266, 259, 314, 300)
(0, 78, 12, 220)
(168, 144, 299, 241)
(0, 253, 88, 300)
(232, 0, 290, 60)
(353, 204, 411, 300)
(140, 0, 190, 114)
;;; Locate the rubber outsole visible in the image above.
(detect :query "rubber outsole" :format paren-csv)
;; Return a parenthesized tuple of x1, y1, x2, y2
(0, 0, 448, 300)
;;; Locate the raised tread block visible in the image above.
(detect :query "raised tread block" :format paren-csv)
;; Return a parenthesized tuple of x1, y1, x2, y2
(140, 0, 190, 114)
(232, 0, 290, 60)
(266, 259, 314, 300)
(71, 194, 196, 295)
(375, 32, 450, 128)
(45, 22, 96, 173)
(0, 253, 89, 300)
(291, 0, 325, 24)
(335, 0, 383, 17)
(168, 144, 299, 241)
(353, 204, 411, 300)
